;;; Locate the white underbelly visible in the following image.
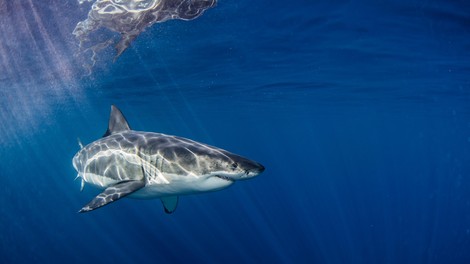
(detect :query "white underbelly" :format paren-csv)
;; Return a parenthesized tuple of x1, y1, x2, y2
(81, 172, 234, 199)
(130, 175, 234, 199)
(82, 172, 119, 188)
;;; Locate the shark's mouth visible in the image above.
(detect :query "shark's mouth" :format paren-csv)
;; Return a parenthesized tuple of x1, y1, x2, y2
(214, 175, 234, 182)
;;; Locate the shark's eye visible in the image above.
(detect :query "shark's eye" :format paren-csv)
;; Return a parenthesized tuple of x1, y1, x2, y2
(231, 163, 238, 170)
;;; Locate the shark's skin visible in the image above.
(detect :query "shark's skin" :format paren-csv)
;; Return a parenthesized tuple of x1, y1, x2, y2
(73, 105, 264, 213)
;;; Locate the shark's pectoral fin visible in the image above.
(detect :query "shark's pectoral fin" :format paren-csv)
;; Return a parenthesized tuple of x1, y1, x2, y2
(79, 180, 145, 213)
(161, 196, 179, 214)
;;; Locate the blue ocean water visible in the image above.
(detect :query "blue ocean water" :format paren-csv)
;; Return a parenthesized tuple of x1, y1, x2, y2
(1, 0, 470, 263)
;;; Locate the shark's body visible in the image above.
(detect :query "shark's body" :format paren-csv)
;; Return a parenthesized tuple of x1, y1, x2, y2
(73, 106, 264, 213)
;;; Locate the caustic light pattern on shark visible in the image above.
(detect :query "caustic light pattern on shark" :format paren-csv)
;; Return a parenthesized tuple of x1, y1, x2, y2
(72, 105, 265, 213)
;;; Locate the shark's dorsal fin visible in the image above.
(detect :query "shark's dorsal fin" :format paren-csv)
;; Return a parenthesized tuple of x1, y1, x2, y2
(161, 196, 179, 214)
(103, 105, 131, 137)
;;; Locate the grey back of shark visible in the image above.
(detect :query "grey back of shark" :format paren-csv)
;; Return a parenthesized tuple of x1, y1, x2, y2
(73, 106, 265, 213)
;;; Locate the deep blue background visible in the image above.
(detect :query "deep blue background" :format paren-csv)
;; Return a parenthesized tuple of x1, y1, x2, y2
(1, 0, 470, 263)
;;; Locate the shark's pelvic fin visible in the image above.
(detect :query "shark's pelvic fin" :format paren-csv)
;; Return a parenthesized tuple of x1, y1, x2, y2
(78, 180, 145, 213)
(77, 138, 84, 149)
(103, 105, 131, 137)
(161, 196, 179, 214)
(74, 174, 85, 191)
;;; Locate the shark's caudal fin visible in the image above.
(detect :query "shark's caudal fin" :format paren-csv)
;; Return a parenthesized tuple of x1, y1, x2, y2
(161, 196, 179, 214)
(103, 105, 131, 137)
(78, 180, 145, 213)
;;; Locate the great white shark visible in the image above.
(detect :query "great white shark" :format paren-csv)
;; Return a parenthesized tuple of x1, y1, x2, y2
(73, 105, 265, 213)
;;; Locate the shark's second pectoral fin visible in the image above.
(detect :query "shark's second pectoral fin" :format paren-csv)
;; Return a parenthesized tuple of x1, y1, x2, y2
(161, 196, 179, 214)
(79, 180, 145, 213)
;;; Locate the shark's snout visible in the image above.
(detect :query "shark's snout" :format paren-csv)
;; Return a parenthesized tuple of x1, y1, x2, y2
(247, 162, 265, 177)
(233, 157, 265, 179)
(255, 163, 265, 174)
